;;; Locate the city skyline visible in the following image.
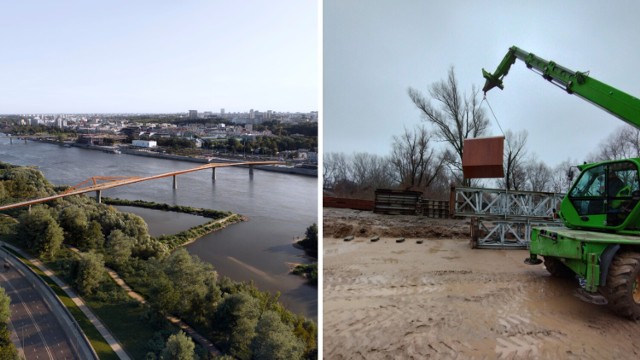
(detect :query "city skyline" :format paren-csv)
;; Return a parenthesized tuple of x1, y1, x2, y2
(0, 1, 318, 114)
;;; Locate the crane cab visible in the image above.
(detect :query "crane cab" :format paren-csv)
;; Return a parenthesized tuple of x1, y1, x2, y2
(560, 159, 640, 232)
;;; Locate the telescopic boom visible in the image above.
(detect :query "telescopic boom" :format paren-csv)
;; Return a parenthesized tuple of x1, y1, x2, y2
(482, 45, 640, 130)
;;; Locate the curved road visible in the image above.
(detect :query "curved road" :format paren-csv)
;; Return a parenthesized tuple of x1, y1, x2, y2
(0, 257, 78, 359)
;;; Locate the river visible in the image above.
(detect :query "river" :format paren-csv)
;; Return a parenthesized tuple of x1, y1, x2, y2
(0, 135, 318, 319)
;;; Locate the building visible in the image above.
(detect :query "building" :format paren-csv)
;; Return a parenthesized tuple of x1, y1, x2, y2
(188, 110, 198, 119)
(132, 140, 157, 148)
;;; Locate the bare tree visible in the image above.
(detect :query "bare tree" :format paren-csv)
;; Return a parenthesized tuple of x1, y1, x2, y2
(589, 124, 640, 161)
(549, 159, 578, 194)
(497, 130, 528, 190)
(351, 152, 395, 191)
(323, 152, 350, 190)
(389, 125, 445, 190)
(324, 152, 395, 198)
(524, 159, 552, 192)
(408, 66, 490, 185)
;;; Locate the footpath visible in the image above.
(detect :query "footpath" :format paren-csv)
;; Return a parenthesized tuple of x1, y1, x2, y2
(105, 268, 221, 356)
(67, 247, 222, 356)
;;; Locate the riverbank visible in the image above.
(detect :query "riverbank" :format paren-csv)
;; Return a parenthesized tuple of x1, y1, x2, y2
(13, 135, 318, 177)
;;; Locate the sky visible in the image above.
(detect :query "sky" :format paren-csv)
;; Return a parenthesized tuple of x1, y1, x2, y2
(323, 0, 640, 168)
(0, 1, 318, 114)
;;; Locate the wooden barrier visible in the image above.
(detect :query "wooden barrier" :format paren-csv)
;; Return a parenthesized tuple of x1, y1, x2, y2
(323, 197, 374, 211)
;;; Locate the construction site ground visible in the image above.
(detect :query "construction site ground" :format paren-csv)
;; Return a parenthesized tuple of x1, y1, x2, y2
(323, 208, 640, 359)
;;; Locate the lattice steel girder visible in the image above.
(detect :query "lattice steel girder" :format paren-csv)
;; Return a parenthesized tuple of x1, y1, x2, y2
(471, 218, 559, 249)
(454, 187, 564, 219)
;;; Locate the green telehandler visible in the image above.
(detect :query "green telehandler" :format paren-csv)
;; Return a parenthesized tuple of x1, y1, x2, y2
(483, 46, 640, 319)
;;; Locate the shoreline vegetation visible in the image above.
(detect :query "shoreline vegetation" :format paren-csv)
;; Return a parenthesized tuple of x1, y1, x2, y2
(102, 197, 245, 250)
(291, 224, 318, 286)
(0, 162, 317, 359)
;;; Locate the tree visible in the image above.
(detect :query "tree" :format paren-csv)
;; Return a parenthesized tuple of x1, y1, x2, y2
(497, 130, 528, 190)
(524, 159, 552, 192)
(105, 230, 134, 268)
(297, 223, 318, 257)
(16, 206, 64, 259)
(390, 125, 445, 190)
(0, 288, 16, 358)
(590, 124, 640, 161)
(211, 293, 261, 359)
(161, 331, 196, 360)
(408, 66, 490, 185)
(549, 159, 578, 193)
(84, 220, 105, 251)
(323, 152, 350, 190)
(164, 249, 216, 317)
(0, 288, 8, 325)
(251, 311, 305, 360)
(351, 152, 394, 192)
(58, 205, 89, 246)
(75, 252, 105, 296)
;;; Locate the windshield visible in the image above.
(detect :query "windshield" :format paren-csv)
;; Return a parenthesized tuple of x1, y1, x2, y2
(568, 161, 639, 225)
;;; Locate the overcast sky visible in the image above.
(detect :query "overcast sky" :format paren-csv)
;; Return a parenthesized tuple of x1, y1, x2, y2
(0, 1, 317, 114)
(323, 0, 640, 168)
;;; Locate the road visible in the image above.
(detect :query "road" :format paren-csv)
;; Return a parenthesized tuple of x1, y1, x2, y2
(0, 257, 78, 359)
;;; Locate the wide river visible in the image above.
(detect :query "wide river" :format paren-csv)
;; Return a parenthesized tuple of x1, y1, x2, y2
(0, 135, 318, 319)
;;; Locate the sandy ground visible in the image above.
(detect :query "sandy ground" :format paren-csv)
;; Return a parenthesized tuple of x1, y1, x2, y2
(323, 208, 640, 359)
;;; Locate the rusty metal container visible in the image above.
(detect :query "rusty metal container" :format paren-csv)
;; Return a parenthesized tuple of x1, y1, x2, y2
(462, 136, 504, 178)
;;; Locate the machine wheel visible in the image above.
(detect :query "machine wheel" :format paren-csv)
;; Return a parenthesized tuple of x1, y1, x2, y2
(605, 251, 640, 319)
(543, 256, 574, 278)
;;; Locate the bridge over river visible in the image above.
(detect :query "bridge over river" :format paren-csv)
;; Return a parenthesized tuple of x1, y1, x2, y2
(0, 160, 282, 211)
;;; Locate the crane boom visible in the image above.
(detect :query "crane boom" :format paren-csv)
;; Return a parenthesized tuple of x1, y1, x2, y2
(482, 45, 640, 130)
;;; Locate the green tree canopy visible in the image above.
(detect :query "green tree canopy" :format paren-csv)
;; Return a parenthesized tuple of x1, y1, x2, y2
(75, 252, 105, 296)
(16, 206, 64, 258)
(161, 331, 196, 360)
(251, 311, 305, 360)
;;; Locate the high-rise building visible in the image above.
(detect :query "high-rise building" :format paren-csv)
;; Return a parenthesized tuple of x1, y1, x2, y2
(189, 110, 198, 119)
(220, 108, 225, 116)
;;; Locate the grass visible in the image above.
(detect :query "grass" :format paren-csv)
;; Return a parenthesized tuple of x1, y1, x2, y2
(85, 299, 171, 360)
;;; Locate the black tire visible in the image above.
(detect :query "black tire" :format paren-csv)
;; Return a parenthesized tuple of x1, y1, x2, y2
(543, 256, 574, 278)
(605, 251, 640, 319)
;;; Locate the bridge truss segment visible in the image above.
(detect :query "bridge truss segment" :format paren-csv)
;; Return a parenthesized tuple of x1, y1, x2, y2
(452, 187, 564, 249)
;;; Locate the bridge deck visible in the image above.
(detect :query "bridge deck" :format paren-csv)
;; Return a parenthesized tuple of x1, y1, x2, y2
(0, 161, 282, 211)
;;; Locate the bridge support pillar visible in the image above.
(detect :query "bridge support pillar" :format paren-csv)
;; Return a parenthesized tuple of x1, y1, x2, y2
(173, 175, 178, 189)
(95, 190, 102, 203)
(212, 168, 216, 181)
(249, 165, 254, 178)
(8, 137, 11, 144)
(24, 138, 27, 144)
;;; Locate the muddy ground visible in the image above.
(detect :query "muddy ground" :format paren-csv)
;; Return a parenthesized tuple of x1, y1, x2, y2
(323, 208, 640, 359)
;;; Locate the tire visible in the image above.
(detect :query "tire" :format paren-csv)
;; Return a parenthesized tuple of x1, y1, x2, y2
(605, 251, 640, 319)
(543, 256, 574, 278)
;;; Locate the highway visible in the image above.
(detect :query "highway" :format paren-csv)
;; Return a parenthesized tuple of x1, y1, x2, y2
(0, 256, 79, 359)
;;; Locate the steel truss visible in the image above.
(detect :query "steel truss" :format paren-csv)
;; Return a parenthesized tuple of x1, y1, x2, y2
(454, 187, 564, 249)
